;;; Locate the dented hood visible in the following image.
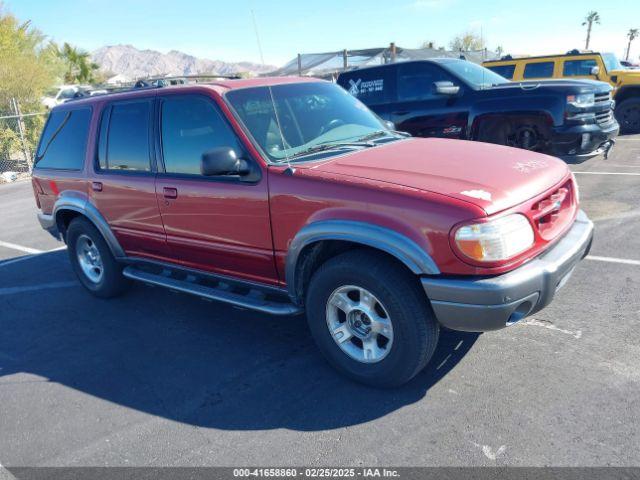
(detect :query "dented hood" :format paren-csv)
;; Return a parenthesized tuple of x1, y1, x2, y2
(305, 138, 570, 215)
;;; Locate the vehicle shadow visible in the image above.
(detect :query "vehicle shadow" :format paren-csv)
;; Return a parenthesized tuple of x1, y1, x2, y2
(0, 250, 480, 432)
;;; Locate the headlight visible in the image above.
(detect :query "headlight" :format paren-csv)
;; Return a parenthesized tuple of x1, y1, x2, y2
(453, 214, 535, 263)
(567, 93, 595, 108)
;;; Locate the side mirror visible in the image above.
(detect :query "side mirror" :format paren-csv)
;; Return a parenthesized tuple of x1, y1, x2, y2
(590, 66, 600, 77)
(434, 81, 460, 96)
(383, 120, 396, 130)
(201, 147, 250, 176)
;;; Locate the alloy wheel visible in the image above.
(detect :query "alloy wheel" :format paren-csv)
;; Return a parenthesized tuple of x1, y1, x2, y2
(325, 285, 394, 363)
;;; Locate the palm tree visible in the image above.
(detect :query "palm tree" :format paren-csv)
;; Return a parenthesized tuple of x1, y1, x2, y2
(582, 11, 601, 50)
(626, 28, 639, 61)
(58, 42, 99, 84)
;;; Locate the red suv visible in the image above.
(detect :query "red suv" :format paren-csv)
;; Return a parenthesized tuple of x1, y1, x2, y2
(32, 77, 593, 387)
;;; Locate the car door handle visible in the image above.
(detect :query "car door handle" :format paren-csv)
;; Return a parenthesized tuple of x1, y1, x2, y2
(163, 187, 178, 199)
(91, 181, 103, 192)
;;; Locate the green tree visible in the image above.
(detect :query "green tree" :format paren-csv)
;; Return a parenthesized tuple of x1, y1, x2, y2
(0, 6, 62, 165)
(0, 8, 62, 107)
(626, 28, 639, 61)
(449, 31, 485, 52)
(582, 11, 601, 50)
(57, 42, 100, 84)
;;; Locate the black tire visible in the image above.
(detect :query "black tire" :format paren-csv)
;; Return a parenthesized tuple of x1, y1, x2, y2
(477, 118, 546, 151)
(615, 98, 640, 134)
(66, 217, 130, 298)
(477, 118, 508, 145)
(305, 250, 439, 387)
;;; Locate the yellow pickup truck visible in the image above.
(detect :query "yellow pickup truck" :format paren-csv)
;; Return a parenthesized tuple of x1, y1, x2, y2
(484, 51, 640, 133)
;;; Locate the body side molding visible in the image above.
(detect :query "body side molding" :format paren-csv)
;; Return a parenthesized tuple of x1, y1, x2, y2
(285, 220, 440, 303)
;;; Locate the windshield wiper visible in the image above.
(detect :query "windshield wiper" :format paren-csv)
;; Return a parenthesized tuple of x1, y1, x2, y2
(288, 140, 378, 160)
(357, 130, 394, 142)
(288, 143, 355, 159)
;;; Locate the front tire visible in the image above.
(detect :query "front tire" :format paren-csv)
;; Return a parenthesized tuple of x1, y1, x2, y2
(305, 250, 439, 387)
(66, 217, 130, 298)
(615, 98, 640, 134)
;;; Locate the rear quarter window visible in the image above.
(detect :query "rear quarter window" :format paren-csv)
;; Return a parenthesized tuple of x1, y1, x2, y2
(487, 64, 516, 80)
(35, 108, 91, 170)
(523, 62, 555, 79)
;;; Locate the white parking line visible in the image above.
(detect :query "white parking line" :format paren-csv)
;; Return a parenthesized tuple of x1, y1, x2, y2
(586, 255, 640, 266)
(0, 281, 77, 296)
(0, 246, 66, 268)
(0, 460, 16, 480)
(573, 171, 640, 176)
(0, 240, 42, 254)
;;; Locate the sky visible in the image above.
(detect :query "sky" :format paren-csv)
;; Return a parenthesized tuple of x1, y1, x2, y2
(5, 0, 640, 67)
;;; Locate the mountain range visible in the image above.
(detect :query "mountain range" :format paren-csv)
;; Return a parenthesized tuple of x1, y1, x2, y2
(91, 44, 276, 79)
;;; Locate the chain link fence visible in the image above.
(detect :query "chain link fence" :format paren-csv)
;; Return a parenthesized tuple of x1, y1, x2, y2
(0, 99, 48, 183)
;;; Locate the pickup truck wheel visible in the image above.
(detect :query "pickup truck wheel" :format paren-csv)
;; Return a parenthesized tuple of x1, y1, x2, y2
(477, 119, 544, 151)
(615, 98, 640, 134)
(66, 217, 130, 298)
(305, 250, 439, 387)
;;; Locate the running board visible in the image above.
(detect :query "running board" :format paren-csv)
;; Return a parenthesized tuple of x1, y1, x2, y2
(122, 266, 303, 316)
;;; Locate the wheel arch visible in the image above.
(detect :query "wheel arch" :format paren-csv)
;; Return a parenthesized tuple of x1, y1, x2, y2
(471, 111, 554, 140)
(615, 86, 640, 104)
(53, 193, 125, 259)
(285, 220, 440, 305)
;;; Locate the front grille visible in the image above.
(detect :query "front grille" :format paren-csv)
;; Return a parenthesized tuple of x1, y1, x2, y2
(596, 110, 613, 125)
(594, 92, 612, 106)
(528, 179, 576, 241)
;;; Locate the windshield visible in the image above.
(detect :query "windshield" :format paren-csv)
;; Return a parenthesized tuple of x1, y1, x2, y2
(602, 52, 623, 72)
(225, 82, 392, 162)
(442, 60, 510, 89)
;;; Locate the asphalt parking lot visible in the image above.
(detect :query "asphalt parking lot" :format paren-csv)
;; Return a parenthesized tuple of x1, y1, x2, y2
(0, 137, 639, 468)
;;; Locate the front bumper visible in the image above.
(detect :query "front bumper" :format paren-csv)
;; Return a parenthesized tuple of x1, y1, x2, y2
(421, 210, 594, 332)
(550, 120, 619, 161)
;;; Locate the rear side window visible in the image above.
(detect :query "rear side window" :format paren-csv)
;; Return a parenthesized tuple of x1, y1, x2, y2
(339, 69, 390, 105)
(523, 62, 554, 79)
(98, 100, 151, 172)
(35, 108, 91, 170)
(563, 59, 598, 76)
(160, 96, 241, 175)
(487, 64, 516, 80)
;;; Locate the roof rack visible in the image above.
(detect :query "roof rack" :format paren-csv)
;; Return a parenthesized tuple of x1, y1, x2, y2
(63, 73, 245, 102)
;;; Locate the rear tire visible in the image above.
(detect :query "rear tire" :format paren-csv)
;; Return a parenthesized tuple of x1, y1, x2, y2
(615, 98, 640, 134)
(66, 217, 130, 298)
(305, 250, 439, 387)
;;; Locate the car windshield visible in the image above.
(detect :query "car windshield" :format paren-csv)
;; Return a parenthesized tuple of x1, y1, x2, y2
(225, 82, 396, 162)
(443, 60, 510, 89)
(602, 52, 623, 72)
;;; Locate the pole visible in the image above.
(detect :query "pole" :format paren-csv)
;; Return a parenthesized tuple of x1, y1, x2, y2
(297, 54, 302, 76)
(390, 42, 397, 63)
(12, 98, 32, 171)
(343, 49, 348, 71)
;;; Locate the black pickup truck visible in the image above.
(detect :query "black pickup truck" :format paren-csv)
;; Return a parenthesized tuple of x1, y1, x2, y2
(337, 59, 618, 160)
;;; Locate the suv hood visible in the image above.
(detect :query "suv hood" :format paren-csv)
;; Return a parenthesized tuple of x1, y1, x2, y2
(304, 138, 569, 216)
(611, 69, 640, 84)
(490, 79, 610, 93)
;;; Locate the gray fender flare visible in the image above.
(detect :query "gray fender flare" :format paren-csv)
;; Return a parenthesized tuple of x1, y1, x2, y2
(285, 220, 440, 304)
(52, 192, 126, 259)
